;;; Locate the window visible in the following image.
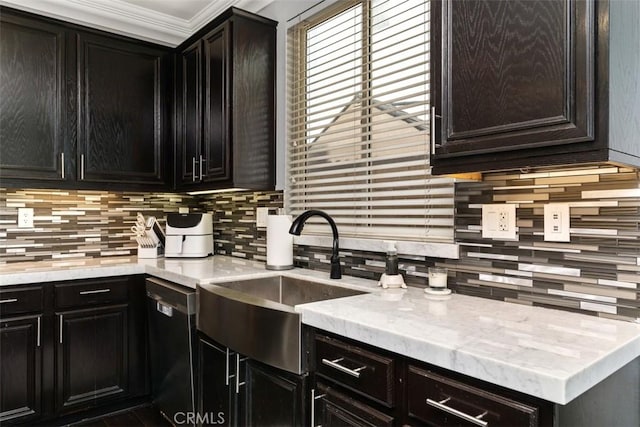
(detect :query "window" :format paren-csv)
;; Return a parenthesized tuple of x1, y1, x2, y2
(287, 0, 455, 243)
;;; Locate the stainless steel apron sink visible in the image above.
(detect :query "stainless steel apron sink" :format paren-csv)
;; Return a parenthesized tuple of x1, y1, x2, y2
(197, 275, 364, 374)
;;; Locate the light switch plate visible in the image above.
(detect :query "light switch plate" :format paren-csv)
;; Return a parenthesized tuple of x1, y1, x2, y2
(482, 204, 517, 240)
(256, 207, 269, 227)
(18, 207, 34, 228)
(544, 203, 570, 242)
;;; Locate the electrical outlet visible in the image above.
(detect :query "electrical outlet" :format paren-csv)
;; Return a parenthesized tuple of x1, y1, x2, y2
(18, 208, 34, 228)
(256, 207, 269, 227)
(482, 204, 517, 240)
(544, 203, 570, 242)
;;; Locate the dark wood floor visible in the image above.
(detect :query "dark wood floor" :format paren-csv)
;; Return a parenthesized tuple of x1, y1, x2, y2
(73, 405, 172, 427)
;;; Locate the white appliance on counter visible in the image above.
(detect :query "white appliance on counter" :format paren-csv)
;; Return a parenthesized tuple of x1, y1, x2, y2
(165, 213, 213, 258)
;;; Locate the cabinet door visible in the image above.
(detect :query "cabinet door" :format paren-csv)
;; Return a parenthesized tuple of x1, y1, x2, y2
(56, 304, 128, 413)
(176, 40, 203, 187)
(0, 315, 42, 424)
(203, 23, 231, 184)
(0, 13, 67, 182)
(230, 15, 276, 190)
(433, 0, 596, 173)
(243, 360, 307, 427)
(198, 337, 234, 427)
(76, 33, 167, 186)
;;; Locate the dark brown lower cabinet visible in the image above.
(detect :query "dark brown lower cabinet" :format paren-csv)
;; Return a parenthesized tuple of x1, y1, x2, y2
(197, 334, 308, 427)
(311, 329, 553, 427)
(0, 276, 148, 425)
(56, 304, 128, 413)
(0, 315, 42, 424)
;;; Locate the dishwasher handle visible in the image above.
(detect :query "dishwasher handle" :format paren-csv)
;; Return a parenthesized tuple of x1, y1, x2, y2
(146, 278, 196, 315)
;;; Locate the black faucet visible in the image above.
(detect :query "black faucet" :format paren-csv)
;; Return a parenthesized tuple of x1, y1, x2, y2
(289, 210, 342, 279)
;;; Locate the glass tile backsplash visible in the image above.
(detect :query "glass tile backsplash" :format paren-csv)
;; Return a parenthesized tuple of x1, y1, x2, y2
(1, 165, 638, 321)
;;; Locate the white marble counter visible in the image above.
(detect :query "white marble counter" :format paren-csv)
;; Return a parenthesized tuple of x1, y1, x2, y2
(2, 255, 639, 405)
(0, 255, 379, 291)
(0, 256, 145, 286)
(296, 288, 640, 404)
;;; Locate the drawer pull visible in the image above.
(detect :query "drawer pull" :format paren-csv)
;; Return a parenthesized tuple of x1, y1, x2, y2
(0, 298, 18, 304)
(79, 288, 111, 295)
(321, 357, 366, 378)
(426, 397, 489, 427)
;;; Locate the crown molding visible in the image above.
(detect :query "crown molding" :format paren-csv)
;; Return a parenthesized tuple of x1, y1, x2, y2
(0, 0, 272, 46)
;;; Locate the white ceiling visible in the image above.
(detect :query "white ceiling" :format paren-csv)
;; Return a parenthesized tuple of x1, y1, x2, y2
(0, 0, 276, 46)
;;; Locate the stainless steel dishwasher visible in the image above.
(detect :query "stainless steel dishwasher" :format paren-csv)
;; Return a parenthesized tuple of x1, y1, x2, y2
(146, 278, 196, 426)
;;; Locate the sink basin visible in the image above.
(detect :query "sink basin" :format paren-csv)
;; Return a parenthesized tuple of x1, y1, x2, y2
(197, 276, 365, 374)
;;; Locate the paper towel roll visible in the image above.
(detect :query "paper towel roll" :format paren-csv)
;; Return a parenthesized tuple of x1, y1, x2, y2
(266, 215, 294, 270)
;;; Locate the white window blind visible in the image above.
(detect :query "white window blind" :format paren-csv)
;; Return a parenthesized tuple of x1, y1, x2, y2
(286, 0, 455, 242)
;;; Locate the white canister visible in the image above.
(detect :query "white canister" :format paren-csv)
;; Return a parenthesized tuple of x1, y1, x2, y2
(266, 214, 294, 270)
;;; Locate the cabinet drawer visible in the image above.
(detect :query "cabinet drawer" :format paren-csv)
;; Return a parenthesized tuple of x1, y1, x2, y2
(315, 334, 395, 407)
(407, 365, 540, 426)
(55, 277, 129, 308)
(0, 285, 43, 316)
(317, 382, 394, 427)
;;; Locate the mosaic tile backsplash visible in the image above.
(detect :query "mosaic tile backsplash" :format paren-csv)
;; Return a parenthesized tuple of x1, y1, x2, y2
(0, 189, 200, 263)
(291, 165, 640, 322)
(1, 164, 638, 321)
(446, 165, 640, 322)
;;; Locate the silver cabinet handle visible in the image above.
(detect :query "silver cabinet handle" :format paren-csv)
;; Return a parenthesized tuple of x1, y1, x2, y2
(80, 154, 85, 180)
(426, 397, 489, 427)
(430, 106, 436, 155)
(199, 155, 204, 180)
(192, 157, 197, 182)
(79, 288, 110, 295)
(37, 316, 41, 347)
(59, 314, 63, 344)
(0, 298, 18, 304)
(225, 348, 230, 386)
(235, 354, 246, 394)
(310, 388, 326, 427)
(321, 357, 366, 378)
(61, 152, 65, 179)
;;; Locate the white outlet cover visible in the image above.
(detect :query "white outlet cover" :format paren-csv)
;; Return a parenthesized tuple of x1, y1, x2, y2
(482, 204, 517, 240)
(18, 207, 34, 228)
(544, 203, 570, 242)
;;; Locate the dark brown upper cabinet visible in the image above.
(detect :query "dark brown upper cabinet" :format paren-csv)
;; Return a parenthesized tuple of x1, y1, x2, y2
(0, 12, 68, 183)
(0, 7, 171, 191)
(75, 33, 170, 188)
(175, 8, 276, 192)
(430, 0, 640, 175)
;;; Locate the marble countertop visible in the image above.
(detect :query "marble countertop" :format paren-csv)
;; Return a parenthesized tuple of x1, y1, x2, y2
(0, 255, 379, 291)
(2, 255, 639, 405)
(297, 288, 640, 404)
